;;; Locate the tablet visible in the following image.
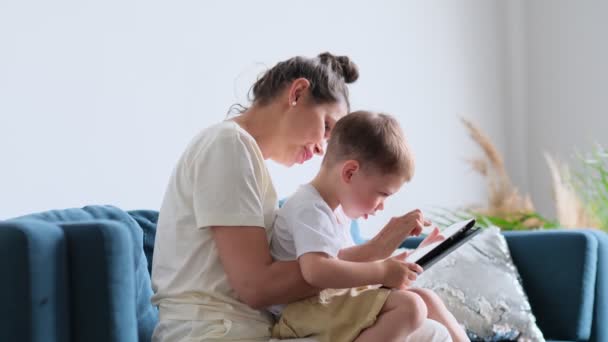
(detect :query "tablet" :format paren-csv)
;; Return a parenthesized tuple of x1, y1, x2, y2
(406, 219, 481, 270)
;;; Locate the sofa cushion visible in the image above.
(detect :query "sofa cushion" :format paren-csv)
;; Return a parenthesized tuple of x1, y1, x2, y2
(127, 210, 159, 276)
(414, 227, 545, 340)
(403, 229, 599, 341)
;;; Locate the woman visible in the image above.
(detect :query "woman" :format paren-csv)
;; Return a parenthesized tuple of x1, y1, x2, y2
(151, 52, 454, 341)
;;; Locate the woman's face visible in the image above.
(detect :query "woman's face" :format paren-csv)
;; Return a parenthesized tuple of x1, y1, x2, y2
(276, 97, 348, 167)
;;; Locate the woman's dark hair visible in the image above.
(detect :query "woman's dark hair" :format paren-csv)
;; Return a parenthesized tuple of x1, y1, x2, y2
(233, 52, 359, 114)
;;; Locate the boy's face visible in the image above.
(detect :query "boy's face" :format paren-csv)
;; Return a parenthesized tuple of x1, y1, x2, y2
(340, 165, 406, 220)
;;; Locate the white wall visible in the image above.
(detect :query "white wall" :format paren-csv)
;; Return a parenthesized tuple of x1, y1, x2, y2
(1, 0, 508, 237)
(512, 0, 608, 218)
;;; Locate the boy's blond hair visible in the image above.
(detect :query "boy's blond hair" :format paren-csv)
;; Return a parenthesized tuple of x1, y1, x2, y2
(323, 111, 415, 181)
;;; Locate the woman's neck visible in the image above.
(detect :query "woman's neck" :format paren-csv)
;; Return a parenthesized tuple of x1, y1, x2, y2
(232, 103, 283, 160)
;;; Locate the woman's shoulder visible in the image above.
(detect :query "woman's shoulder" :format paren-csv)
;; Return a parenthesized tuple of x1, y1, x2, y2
(194, 120, 251, 143)
(187, 120, 259, 157)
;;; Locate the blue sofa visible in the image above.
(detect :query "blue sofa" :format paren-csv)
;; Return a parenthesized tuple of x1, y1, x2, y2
(1, 205, 606, 342)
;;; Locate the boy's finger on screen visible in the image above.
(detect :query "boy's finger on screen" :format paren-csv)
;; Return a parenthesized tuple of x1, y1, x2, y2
(408, 263, 423, 274)
(393, 250, 409, 260)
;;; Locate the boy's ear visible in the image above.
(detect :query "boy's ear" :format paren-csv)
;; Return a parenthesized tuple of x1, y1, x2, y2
(341, 160, 360, 184)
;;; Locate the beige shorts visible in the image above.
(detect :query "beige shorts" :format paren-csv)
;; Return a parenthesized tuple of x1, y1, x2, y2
(272, 286, 391, 342)
(152, 316, 451, 342)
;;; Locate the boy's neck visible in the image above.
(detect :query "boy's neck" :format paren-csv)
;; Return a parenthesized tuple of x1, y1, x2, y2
(310, 168, 341, 211)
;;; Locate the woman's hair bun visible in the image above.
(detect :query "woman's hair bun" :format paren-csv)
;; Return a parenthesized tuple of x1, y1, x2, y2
(318, 52, 359, 84)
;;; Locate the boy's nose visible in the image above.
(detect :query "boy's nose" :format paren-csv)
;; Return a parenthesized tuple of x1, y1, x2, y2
(376, 202, 384, 211)
(313, 143, 324, 156)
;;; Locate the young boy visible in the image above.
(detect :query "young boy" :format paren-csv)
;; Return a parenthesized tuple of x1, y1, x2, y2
(269, 111, 468, 342)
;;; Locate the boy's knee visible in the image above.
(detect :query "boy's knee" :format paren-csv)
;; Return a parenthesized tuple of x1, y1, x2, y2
(411, 288, 444, 307)
(389, 290, 428, 329)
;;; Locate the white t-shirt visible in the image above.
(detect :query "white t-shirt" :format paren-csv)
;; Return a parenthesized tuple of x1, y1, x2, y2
(271, 184, 354, 262)
(151, 120, 277, 326)
(268, 184, 354, 315)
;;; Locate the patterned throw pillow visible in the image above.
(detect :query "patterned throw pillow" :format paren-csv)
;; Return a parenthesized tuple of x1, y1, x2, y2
(414, 227, 545, 342)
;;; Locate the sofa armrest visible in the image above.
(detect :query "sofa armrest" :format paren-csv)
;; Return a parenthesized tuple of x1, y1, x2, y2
(578, 230, 608, 342)
(505, 230, 597, 341)
(59, 220, 138, 342)
(0, 220, 69, 342)
(12, 205, 159, 341)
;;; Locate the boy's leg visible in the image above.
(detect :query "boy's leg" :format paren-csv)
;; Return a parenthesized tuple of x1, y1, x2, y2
(354, 290, 427, 342)
(408, 288, 470, 342)
(406, 319, 452, 342)
(270, 320, 452, 342)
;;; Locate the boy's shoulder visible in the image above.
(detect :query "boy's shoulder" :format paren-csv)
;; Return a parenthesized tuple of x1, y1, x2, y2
(279, 185, 333, 218)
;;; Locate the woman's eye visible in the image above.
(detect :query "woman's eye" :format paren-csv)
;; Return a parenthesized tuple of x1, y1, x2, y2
(324, 123, 331, 138)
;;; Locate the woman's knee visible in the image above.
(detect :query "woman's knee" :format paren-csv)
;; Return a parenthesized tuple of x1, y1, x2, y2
(385, 290, 428, 329)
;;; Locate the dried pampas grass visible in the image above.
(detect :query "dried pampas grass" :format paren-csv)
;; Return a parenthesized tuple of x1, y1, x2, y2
(544, 153, 598, 228)
(437, 117, 602, 230)
(461, 118, 543, 228)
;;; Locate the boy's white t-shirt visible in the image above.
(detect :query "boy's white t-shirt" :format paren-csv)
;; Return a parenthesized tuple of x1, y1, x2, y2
(271, 183, 355, 262)
(269, 184, 354, 316)
(151, 120, 277, 326)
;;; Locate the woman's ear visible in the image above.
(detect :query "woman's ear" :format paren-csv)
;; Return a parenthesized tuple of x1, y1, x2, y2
(341, 160, 360, 184)
(288, 78, 311, 106)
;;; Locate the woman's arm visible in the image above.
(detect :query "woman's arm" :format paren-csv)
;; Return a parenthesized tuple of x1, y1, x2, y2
(211, 226, 319, 310)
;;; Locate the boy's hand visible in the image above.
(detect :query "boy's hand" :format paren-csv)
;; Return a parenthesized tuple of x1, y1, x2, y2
(418, 226, 446, 249)
(380, 251, 423, 289)
(386, 209, 432, 238)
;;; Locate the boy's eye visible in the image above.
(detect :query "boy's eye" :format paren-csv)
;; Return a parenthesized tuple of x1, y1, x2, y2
(379, 192, 389, 197)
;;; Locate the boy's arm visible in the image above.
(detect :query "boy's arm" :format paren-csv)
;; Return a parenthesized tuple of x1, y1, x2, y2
(338, 240, 386, 262)
(339, 210, 437, 262)
(339, 225, 445, 262)
(299, 252, 386, 289)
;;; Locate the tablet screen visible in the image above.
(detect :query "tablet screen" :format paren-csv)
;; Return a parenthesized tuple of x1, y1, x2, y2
(406, 219, 475, 264)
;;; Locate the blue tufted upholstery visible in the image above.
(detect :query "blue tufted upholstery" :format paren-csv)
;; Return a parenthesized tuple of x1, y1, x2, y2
(1, 206, 606, 342)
